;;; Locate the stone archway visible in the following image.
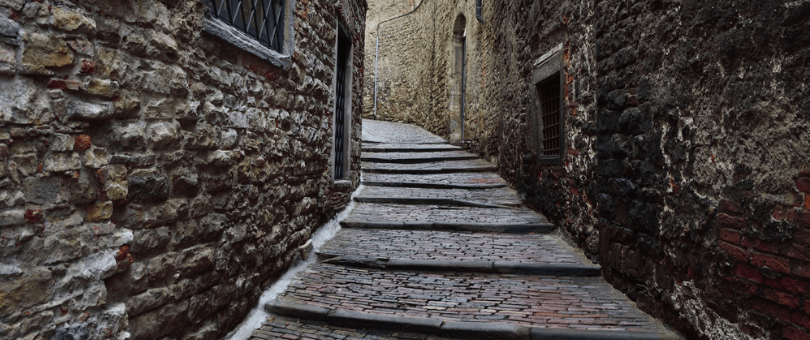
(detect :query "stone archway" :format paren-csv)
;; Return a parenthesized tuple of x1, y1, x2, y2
(448, 14, 466, 143)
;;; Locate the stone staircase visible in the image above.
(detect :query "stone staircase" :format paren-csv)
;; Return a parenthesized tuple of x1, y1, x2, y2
(248, 120, 680, 340)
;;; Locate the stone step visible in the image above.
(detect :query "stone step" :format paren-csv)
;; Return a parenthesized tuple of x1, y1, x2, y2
(318, 229, 595, 267)
(362, 172, 509, 189)
(362, 150, 480, 164)
(357, 186, 523, 206)
(250, 314, 457, 340)
(363, 159, 497, 174)
(266, 263, 680, 339)
(362, 143, 463, 153)
(341, 203, 554, 233)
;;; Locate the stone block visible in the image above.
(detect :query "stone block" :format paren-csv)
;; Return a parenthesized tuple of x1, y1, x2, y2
(21, 33, 74, 75)
(10, 153, 38, 176)
(112, 121, 147, 150)
(69, 168, 101, 205)
(114, 90, 140, 116)
(0, 45, 14, 76)
(51, 7, 97, 33)
(103, 164, 128, 201)
(0, 208, 24, 226)
(24, 176, 66, 205)
(66, 100, 114, 120)
(128, 170, 169, 202)
(171, 168, 199, 197)
(147, 121, 181, 150)
(0, 77, 53, 124)
(0, 266, 53, 316)
(142, 97, 175, 119)
(83, 146, 108, 169)
(67, 37, 94, 56)
(50, 134, 75, 152)
(45, 153, 82, 172)
(85, 78, 119, 98)
(0, 0, 25, 11)
(86, 201, 113, 222)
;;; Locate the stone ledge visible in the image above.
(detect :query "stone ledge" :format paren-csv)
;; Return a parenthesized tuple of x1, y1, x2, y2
(202, 17, 292, 71)
(361, 181, 509, 189)
(362, 166, 498, 174)
(354, 196, 508, 208)
(339, 220, 556, 233)
(319, 256, 601, 277)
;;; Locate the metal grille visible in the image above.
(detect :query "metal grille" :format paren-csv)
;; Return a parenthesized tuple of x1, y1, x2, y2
(334, 33, 351, 179)
(205, 0, 285, 52)
(538, 74, 561, 156)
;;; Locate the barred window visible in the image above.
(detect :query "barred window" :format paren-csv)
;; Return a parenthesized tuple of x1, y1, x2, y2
(205, 0, 286, 53)
(527, 44, 565, 164)
(538, 73, 561, 156)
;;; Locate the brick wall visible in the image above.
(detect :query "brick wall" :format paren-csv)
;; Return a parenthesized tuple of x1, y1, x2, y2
(0, 0, 366, 339)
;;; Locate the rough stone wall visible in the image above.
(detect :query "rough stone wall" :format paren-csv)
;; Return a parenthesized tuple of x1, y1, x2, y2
(361, 0, 484, 142)
(0, 0, 366, 339)
(367, 0, 810, 339)
(593, 1, 810, 339)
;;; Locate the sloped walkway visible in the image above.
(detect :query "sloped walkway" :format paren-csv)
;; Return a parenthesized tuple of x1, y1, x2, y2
(250, 120, 680, 340)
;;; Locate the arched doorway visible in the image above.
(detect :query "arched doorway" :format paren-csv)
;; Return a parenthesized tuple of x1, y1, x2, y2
(449, 14, 466, 143)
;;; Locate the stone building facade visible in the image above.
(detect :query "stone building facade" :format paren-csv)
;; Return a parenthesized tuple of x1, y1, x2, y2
(366, 0, 810, 339)
(0, 0, 366, 339)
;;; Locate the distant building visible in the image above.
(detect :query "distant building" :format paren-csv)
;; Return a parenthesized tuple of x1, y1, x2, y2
(366, 0, 810, 338)
(0, 0, 366, 338)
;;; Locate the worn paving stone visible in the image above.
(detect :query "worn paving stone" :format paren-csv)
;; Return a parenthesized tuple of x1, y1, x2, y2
(276, 263, 664, 332)
(362, 159, 495, 172)
(356, 186, 522, 206)
(362, 143, 463, 153)
(363, 120, 446, 144)
(343, 203, 549, 225)
(318, 229, 592, 265)
(250, 314, 451, 340)
(362, 151, 478, 163)
(362, 172, 508, 188)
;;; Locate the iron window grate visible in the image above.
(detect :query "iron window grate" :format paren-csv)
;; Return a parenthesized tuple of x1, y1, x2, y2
(205, 0, 285, 52)
(537, 73, 561, 156)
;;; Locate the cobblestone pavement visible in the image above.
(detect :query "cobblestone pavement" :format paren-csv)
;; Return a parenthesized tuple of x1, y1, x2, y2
(362, 151, 479, 163)
(343, 203, 549, 225)
(362, 172, 508, 188)
(356, 186, 522, 206)
(276, 263, 662, 332)
(362, 159, 496, 173)
(318, 230, 591, 264)
(249, 120, 679, 340)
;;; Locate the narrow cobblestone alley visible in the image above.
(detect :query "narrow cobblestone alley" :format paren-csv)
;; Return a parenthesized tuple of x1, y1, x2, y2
(246, 120, 680, 340)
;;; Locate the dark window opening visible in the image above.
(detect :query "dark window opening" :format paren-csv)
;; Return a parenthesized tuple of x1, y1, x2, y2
(537, 73, 562, 156)
(334, 29, 351, 180)
(205, 0, 286, 52)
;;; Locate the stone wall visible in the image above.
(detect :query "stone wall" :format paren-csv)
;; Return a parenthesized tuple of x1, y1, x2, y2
(365, 0, 810, 338)
(0, 0, 366, 339)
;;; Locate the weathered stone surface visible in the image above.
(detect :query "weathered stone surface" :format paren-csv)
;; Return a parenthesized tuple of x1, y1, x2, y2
(128, 170, 169, 202)
(0, 78, 52, 124)
(45, 153, 82, 172)
(147, 121, 181, 150)
(85, 78, 119, 98)
(86, 201, 113, 221)
(51, 7, 97, 33)
(0, 266, 52, 316)
(66, 100, 114, 120)
(21, 33, 73, 75)
(83, 146, 108, 169)
(0, 0, 367, 338)
(103, 164, 128, 201)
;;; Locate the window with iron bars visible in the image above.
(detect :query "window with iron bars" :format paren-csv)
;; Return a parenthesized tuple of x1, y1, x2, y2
(204, 0, 286, 53)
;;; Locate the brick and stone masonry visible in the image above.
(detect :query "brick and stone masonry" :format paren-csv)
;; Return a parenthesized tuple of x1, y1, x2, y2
(0, 0, 367, 339)
(365, 0, 810, 339)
